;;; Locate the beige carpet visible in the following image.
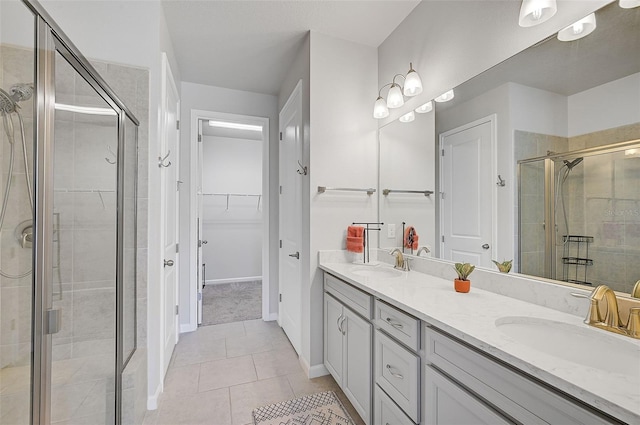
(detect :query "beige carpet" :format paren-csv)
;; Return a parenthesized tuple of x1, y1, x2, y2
(201, 280, 262, 326)
(252, 391, 354, 425)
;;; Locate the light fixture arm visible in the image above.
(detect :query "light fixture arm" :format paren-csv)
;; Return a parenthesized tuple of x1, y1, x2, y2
(377, 82, 394, 98)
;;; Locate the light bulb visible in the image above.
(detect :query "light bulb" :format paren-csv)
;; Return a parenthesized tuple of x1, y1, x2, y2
(373, 96, 389, 119)
(399, 111, 415, 123)
(387, 84, 404, 109)
(415, 101, 433, 114)
(532, 8, 542, 20)
(403, 63, 423, 96)
(572, 22, 584, 35)
(434, 90, 454, 103)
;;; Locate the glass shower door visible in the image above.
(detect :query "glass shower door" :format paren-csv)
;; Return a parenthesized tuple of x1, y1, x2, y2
(0, 2, 36, 424)
(50, 49, 119, 424)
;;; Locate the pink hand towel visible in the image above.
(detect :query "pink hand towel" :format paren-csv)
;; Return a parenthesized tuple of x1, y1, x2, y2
(347, 226, 364, 253)
(404, 226, 419, 250)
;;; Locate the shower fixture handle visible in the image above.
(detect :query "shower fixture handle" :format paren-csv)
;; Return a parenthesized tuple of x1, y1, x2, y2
(164, 259, 174, 267)
(482, 243, 490, 250)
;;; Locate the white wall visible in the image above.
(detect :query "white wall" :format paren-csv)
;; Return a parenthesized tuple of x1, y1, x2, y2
(377, 0, 610, 125)
(568, 72, 640, 137)
(307, 32, 378, 370)
(201, 135, 263, 282)
(179, 83, 278, 323)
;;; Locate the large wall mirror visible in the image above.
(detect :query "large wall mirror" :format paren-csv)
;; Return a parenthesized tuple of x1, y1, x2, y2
(380, 1, 640, 295)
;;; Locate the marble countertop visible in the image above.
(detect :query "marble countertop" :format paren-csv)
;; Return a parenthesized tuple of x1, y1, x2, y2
(319, 261, 640, 424)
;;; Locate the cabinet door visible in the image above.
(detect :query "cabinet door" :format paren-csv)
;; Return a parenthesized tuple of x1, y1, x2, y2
(425, 367, 513, 425)
(343, 308, 372, 424)
(324, 293, 344, 383)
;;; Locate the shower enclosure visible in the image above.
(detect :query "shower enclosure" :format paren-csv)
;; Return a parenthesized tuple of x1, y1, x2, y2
(519, 140, 640, 294)
(1, 0, 138, 424)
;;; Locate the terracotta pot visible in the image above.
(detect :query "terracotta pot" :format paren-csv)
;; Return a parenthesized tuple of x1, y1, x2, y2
(454, 278, 471, 293)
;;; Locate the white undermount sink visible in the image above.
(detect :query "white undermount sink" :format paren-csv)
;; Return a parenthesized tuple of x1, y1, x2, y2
(351, 265, 403, 279)
(495, 316, 640, 375)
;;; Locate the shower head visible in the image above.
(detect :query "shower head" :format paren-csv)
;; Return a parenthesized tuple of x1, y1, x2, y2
(10, 83, 34, 103)
(0, 88, 17, 114)
(563, 158, 583, 170)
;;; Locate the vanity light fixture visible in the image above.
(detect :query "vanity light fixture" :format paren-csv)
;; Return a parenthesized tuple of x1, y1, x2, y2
(399, 110, 415, 123)
(558, 13, 596, 41)
(434, 89, 455, 103)
(208, 120, 262, 131)
(415, 101, 433, 114)
(373, 62, 423, 119)
(519, 0, 557, 27)
(619, 0, 640, 8)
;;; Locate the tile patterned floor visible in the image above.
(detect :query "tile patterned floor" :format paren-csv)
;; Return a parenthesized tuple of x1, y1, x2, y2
(143, 319, 365, 425)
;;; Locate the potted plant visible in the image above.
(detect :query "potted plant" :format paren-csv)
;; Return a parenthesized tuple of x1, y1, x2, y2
(453, 262, 475, 293)
(492, 259, 513, 273)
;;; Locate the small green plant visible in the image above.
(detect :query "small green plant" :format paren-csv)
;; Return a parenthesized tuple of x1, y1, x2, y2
(492, 259, 513, 273)
(454, 263, 475, 281)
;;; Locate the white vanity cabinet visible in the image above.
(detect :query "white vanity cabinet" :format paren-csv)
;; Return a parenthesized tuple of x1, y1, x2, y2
(324, 274, 373, 424)
(424, 326, 622, 425)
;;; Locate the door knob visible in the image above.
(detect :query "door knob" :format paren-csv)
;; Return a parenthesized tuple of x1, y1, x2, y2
(164, 259, 174, 267)
(289, 252, 300, 259)
(202, 240, 208, 245)
(482, 244, 490, 250)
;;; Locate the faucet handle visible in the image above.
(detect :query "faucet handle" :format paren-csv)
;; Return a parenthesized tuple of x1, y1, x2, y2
(627, 308, 640, 339)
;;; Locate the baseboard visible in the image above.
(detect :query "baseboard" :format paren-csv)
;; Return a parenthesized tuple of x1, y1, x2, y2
(147, 384, 161, 410)
(180, 323, 197, 333)
(308, 363, 329, 379)
(298, 355, 329, 379)
(265, 312, 278, 321)
(205, 276, 262, 285)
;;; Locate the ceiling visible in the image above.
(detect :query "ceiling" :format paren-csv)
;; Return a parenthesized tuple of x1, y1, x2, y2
(437, 2, 640, 112)
(161, 0, 421, 96)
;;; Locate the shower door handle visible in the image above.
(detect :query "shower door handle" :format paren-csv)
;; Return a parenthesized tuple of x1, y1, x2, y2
(482, 243, 490, 250)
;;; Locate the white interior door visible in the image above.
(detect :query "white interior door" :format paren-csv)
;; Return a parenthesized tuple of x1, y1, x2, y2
(440, 118, 494, 267)
(279, 83, 303, 354)
(196, 119, 204, 325)
(161, 58, 180, 375)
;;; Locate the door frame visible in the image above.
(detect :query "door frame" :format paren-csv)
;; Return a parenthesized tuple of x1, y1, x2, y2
(438, 114, 498, 260)
(186, 109, 270, 332)
(159, 52, 180, 381)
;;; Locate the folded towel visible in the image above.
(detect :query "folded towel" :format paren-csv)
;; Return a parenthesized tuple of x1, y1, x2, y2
(404, 226, 419, 250)
(347, 226, 365, 253)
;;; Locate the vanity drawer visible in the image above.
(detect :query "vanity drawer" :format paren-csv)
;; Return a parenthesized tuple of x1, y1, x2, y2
(374, 330, 420, 423)
(374, 299, 420, 351)
(424, 326, 619, 425)
(374, 385, 415, 425)
(325, 273, 373, 319)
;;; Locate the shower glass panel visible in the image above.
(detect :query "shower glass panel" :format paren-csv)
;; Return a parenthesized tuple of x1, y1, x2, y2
(0, 1, 35, 424)
(519, 160, 546, 278)
(519, 142, 640, 294)
(51, 50, 119, 424)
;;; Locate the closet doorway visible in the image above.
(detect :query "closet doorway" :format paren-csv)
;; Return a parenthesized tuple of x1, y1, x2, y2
(193, 112, 270, 327)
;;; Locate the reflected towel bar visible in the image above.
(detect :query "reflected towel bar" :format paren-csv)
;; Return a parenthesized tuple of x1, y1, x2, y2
(383, 189, 434, 196)
(317, 186, 376, 195)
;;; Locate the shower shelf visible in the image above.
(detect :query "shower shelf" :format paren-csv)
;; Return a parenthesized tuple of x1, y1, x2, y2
(561, 235, 594, 287)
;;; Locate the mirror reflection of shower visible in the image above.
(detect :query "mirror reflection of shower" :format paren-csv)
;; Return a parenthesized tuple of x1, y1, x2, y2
(554, 157, 583, 245)
(0, 83, 34, 279)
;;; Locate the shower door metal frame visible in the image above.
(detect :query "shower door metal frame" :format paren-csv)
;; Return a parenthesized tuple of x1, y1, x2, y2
(24, 0, 141, 423)
(518, 138, 640, 281)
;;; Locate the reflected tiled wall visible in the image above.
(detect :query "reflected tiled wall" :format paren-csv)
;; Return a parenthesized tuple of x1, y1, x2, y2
(515, 124, 640, 294)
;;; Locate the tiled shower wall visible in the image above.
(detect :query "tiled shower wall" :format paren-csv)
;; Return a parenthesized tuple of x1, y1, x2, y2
(515, 123, 640, 294)
(0, 44, 149, 424)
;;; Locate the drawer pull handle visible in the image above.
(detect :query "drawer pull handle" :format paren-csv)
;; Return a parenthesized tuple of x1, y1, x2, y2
(386, 317, 404, 329)
(339, 316, 346, 335)
(336, 314, 343, 332)
(386, 364, 404, 379)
